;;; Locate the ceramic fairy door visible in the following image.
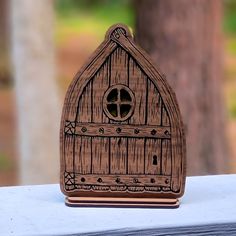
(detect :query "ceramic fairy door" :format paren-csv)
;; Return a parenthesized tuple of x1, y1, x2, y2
(60, 24, 186, 208)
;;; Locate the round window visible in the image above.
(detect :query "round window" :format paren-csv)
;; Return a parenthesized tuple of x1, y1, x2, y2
(103, 84, 135, 121)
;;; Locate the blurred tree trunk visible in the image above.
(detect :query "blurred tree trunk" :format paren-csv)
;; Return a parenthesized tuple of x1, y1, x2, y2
(0, 0, 11, 86)
(11, 0, 60, 184)
(135, 0, 228, 175)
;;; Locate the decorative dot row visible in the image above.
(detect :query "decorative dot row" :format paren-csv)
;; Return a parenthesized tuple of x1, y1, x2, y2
(80, 177, 169, 185)
(80, 127, 169, 136)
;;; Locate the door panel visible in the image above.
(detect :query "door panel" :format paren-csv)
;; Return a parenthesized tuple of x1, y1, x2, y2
(109, 47, 129, 174)
(64, 134, 74, 173)
(74, 136, 91, 174)
(91, 61, 110, 174)
(110, 138, 127, 174)
(161, 102, 171, 176)
(128, 138, 145, 174)
(127, 56, 146, 174)
(91, 137, 109, 174)
(162, 139, 172, 176)
(145, 80, 162, 175)
(74, 81, 92, 174)
(71, 46, 172, 190)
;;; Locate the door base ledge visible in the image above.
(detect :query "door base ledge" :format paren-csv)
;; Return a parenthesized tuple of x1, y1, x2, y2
(65, 196, 179, 208)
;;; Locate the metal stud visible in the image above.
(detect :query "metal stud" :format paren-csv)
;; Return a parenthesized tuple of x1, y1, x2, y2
(134, 129, 140, 134)
(164, 130, 170, 135)
(81, 127, 87, 133)
(151, 129, 157, 135)
(116, 127, 122, 133)
(81, 177, 85, 182)
(99, 127, 104, 134)
(115, 177, 121, 183)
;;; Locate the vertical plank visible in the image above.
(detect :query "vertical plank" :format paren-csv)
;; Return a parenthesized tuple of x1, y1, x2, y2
(128, 58, 146, 174)
(110, 138, 127, 174)
(74, 82, 92, 174)
(110, 47, 129, 86)
(91, 62, 110, 174)
(162, 139, 172, 176)
(145, 80, 162, 174)
(91, 137, 109, 174)
(110, 47, 128, 174)
(64, 134, 74, 172)
(147, 80, 162, 125)
(162, 104, 170, 126)
(128, 138, 145, 174)
(74, 136, 91, 174)
(162, 103, 171, 177)
(129, 58, 146, 124)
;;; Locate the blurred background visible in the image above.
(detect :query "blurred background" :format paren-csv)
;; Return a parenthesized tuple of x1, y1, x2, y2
(0, 0, 236, 186)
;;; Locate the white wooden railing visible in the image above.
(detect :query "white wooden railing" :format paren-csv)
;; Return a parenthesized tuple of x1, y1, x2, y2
(0, 174, 236, 235)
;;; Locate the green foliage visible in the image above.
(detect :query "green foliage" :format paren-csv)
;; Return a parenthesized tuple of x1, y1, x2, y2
(224, 1, 236, 119)
(55, 0, 236, 120)
(55, 0, 134, 43)
(227, 92, 236, 119)
(224, 0, 236, 35)
(226, 38, 236, 55)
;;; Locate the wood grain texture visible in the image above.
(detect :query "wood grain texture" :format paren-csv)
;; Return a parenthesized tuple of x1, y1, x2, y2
(74, 174, 170, 187)
(145, 80, 163, 176)
(162, 139, 172, 191)
(64, 134, 74, 173)
(145, 139, 162, 175)
(60, 24, 186, 203)
(109, 47, 128, 175)
(74, 82, 92, 174)
(74, 123, 171, 139)
(161, 101, 171, 181)
(128, 57, 146, 174)
(111, 27, 186, 194)
(91, 62, 110, 174)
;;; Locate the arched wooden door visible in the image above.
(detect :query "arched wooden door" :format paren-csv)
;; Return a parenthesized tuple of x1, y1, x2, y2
(60, 24, 186, 199)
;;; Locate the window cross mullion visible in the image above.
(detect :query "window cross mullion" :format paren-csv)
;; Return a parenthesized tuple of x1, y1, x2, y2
(117, 89, 121, 118)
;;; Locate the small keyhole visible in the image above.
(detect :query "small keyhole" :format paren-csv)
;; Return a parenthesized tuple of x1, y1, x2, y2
(153, 155, 158, 165)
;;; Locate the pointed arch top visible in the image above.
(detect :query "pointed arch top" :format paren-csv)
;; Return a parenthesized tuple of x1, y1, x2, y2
(60, 24, 186, 199)
(62, 24, 183, 126)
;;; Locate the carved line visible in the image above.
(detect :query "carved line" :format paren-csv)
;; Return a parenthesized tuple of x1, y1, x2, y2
(62, 31, 183, 193)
